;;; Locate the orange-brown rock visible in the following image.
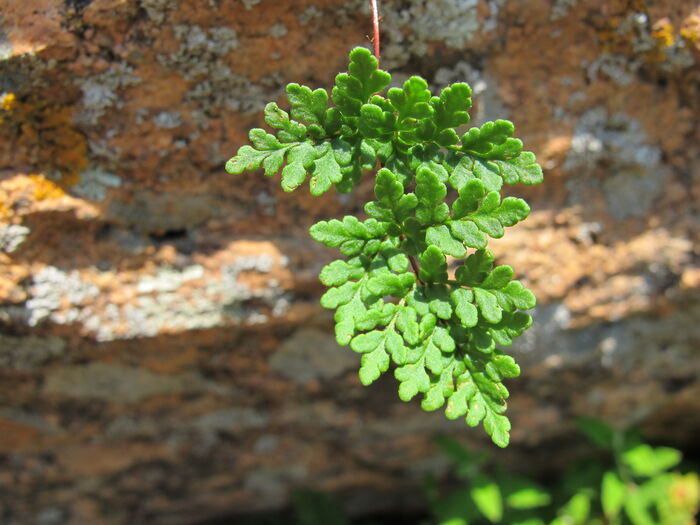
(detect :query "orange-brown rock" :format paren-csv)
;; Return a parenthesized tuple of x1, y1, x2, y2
(0, 0, 698, 523)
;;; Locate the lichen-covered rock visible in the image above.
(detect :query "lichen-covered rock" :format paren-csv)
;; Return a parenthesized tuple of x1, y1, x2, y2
(0, 0, 698, 524)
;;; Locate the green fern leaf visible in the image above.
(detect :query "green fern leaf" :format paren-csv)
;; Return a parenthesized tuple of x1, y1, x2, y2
(228, 46, 544, 448)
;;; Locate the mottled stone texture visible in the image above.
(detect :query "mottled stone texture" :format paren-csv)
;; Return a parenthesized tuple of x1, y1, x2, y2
(0, 0, 699, 523)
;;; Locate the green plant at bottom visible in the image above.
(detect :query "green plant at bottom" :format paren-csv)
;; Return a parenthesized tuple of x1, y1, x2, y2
(428, 419, 699, 525)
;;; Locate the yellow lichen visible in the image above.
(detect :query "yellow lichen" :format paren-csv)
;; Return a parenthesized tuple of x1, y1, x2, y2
(29, 174, 66, 201)
(651, 18, 675, 48)
(1, 93, 17, 113)
(0, 95, 88, 187)
(680, 11, 700, 50)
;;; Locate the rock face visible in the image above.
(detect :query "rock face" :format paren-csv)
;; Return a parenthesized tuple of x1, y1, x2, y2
(0, 0, 699, 523)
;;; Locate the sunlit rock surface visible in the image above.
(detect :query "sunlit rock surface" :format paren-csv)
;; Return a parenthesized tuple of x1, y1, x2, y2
(0, 0, 699, 523)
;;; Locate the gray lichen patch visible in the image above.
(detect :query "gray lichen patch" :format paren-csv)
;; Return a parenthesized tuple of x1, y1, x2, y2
(42, 362, 202, 403)
(617, 12, 694, 72)
(108, 191, 222, 232)
(25, 252, 288, 341)
(160, 25, 238, 81)
(71, 167, 122, 201)
(0, 224, 30, 253)
(25, 266, 99, 327)
(192, 408, 269, 436)
(550, 0, 577, 21)
(185, 64, 282, 114)
(379, 0, 504, 68)
(297, 6, 321, 26)
(0, 334, 66, 370)
(0, 52, 52, 94)
(139, 0, 174, 24)
(269, 328, 357, 384)
(137, 265, 205, 294)
(240, 0, 261, 9)
(75, 63, 141, 126)
(564, 109, 661, 171)
(244, 464, 308, 506)
(153, 111, 183, 129)
(563, 109, 668, 219)
(159, 24, 278, 114)
(0, 16, 12, 60)
(586, 12, 695, 86)
(268, 24, 287, 39)
(587, 53, 636, 86)
(514, 300, 700, 383)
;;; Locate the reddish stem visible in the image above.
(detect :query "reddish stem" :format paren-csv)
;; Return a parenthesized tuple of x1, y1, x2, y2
(408, 254, 423, 285)
(369, 0, 381, 64)
(400, 234, 424, 285)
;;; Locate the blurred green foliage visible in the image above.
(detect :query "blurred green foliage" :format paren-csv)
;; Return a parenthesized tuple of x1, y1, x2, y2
(428, 418, 699, 525)
(229, 419, 698, 525)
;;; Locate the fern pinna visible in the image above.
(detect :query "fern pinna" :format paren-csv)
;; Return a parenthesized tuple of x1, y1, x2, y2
(226, 48, 543, 447)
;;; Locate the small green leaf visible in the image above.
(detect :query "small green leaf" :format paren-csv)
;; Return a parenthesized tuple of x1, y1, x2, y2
(486, 137, 523, 160)
(332, 47, 391, 117)
(350, 330, 384, 353)
(310, 146, 343, 195)
(493, 151, 543, 185)
(449, 221, 488, 250)
(366, 272, 415, 297)
(474, 288, 502, 323)
(576, 417, 615, 448)
(482, 265, 514, 289)
(492, 281, 536, 311)
(426, 225, 467, 258)
(601, 471, 625, 519)
(388, 76, 433, 124)
(433, 326, 455, 352)
(561, 492, 591, 525)
(489, 312, 532, 346)
(470, 475, 503, 523)
(421, 367, 455, 411)
(473, 160, 503, 192)
(249, 128, 282, 150)
(419, 246, 448, 283)
(452, 178, 486, 219)
(622, 444, 682, 477)
(386, 330, 407, 364)
(319, 259, 364, 286)
(452, 289, 477, 327)
(226, 145, 267, 174)
(395, 358, 430, 401)
(461, 120, 514, 155)
(320, 281, 359, 309)
(332, 138, 353, 165)
(432, 82, 472, 130)
(416, 167, 447, 223)
(359, 345, 390, 385)
(281, 161, 306, 191)
(396, 306, 420, 345)
(504, 478, 551, 509)
(262, 148, 286, 176)
(286, 83, 329, 125)
(496, 197, 530, 226)
(359, 103, 396, 138)
(456, 250, 495, 287)
(490, 354, 520, 378)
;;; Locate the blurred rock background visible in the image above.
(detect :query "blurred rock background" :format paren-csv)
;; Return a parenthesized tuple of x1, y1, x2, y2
(0, 0, 698, 523)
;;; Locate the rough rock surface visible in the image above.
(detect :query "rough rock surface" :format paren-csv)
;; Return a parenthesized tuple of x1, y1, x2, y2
(0, 0, 699, 523)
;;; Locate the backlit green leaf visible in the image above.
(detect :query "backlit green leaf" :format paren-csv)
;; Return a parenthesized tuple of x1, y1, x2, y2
(230, 46, 543, 448)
